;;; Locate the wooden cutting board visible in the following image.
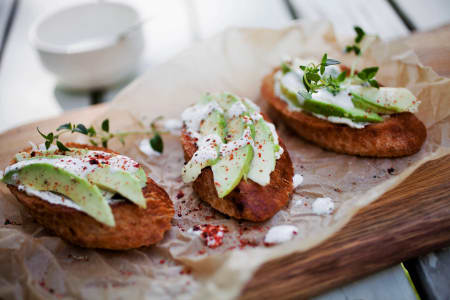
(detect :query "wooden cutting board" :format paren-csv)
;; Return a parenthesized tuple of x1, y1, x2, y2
(0, 25, 449, 300)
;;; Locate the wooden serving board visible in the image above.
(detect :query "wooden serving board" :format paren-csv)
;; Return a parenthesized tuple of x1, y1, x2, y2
(0, 25, 449, 300)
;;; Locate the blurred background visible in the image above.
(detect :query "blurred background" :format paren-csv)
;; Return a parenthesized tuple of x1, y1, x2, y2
(0, 0, 449, 134)
(0, 1, 449, 299)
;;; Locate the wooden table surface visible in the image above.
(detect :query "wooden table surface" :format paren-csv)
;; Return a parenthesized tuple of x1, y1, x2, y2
(0, 1, 449, 299)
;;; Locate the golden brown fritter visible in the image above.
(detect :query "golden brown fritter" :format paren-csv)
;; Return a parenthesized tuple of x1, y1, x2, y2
(261, 70, 427, 157)
(181, 117, 294, 222)
(7, 143, 174, 250)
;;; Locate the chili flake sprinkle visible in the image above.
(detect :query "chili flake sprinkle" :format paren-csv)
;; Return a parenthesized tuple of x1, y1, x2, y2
(190, 224, 229, 248)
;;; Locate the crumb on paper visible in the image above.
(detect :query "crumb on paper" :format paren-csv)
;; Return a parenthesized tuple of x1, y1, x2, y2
(312, 197, 334, 215)
(264, 225, 298, 245)
(293, 174, 303, 189)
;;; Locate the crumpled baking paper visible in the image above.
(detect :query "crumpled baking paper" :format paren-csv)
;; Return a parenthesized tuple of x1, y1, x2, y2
(0, 21, 449, 300)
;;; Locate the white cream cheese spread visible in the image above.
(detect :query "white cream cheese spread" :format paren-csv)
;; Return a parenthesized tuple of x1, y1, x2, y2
(4, 150, 141, 210)
(273, 59, 370, 129)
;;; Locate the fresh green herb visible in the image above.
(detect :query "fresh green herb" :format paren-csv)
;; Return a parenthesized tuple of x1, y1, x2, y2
(357, 66, 379, 88)
(354, 26, 365, 43)
(299, 53, 343, 97)
(56, 141, 70, 152)
(150, 133, 163, 153)
(281, 62, 291, 74)
(345, 26, 366, 56)
(101, 119, 109, 132)
(37, 117, 165, 153)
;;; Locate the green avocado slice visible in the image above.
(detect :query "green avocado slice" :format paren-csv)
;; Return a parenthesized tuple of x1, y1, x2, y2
(303, 98, 383, 123)
(247, 118, 276, 186)
(182, 109, 226, 183)
(3, 163, 115, 227)
(87, 166, 146, 208)
(280, 82, 302, 107)
(350, 87, 419, 114)
(211, 114, 254, 198)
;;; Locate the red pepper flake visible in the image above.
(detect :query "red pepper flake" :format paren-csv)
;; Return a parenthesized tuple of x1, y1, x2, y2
(159, 259, 165, 264)
(89, 159, 99, 165)
(239, 239, 259, 249)
(198, 249, 206, 255)
(176, 190, 185, 199)
(120, 270, 133, 276)
(30, 151, 36, 157)
(258, 153, 261, 158)
(205, 215, 215, 221)
(193, 224, 228, 249)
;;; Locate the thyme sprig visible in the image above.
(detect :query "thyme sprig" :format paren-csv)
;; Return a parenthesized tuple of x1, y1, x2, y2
(299, 53, 347, 98)
(37, 117, 164, 153)
(345, 26, 365, 55)
(345, 26, 380, 87)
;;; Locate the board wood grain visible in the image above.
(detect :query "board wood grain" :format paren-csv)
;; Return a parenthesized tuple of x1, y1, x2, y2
(0, 25, 448, 300)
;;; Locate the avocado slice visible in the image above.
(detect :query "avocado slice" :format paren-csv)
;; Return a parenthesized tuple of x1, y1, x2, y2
(182, 109, 226, 183)
(211, 115, 254, 198)
(303, 98, 383, 123)
(215, 93, 241, 111)
(351, 87, 419, 114)
(87, 166, 146, 208)
(15, 153, 66, 162)
(280, 82, 302, 107)
(3, 163, 115, 227)
(247, 118, 276, 186)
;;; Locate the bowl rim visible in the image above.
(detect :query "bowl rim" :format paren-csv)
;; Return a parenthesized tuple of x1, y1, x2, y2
(29, 0, 140, 55)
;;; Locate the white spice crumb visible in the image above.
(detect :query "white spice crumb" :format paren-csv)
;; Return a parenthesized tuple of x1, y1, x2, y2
(264, 225, 298, 245)
(292, 174, 303, 189)
(312, 197, 334, 215)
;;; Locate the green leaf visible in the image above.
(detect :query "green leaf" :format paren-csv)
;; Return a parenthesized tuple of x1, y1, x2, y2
(354, 26, 365, 43)
(87, 126, 96, 137)
(57, 123, 72, 131)
(320, 54, 327, 74)
(73, 124, 88, 135)
(369, 79, 379, 88)
(101, 138, 108, 148)
(56, 141, 70, 152)
(325, 58, 340, 66)
(37, 127, 48, 139)
(302, 76, 310, 92)
(119, 136, 125, 145)
(150, 133, 163, 153)
(281, 63, 291, 74)
(361, 66, 379, 79)
(345, 45, 353, 53)
(357, 71, 368, 81)
(89, 139, 98, 146)
(307, 72, 321, 82)
(337, 71, 347, 82)
(300, 65, 306, 71)
(47, 132, 54, 144)
(45, 140, 51, 150)
(101, 119, 109, 132)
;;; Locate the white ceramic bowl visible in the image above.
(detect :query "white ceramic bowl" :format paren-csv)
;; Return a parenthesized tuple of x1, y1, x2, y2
(30, 1, 144, 90)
